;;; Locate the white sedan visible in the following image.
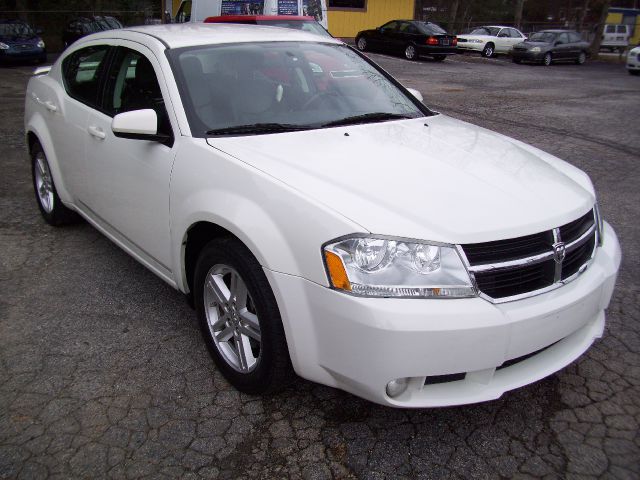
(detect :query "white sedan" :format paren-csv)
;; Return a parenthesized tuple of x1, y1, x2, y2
(25, 24, 620, 407)
(457, 25, 526, 57)
(627, 45, 640, 75)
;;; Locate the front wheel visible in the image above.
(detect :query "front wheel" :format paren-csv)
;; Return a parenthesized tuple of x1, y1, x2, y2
(543, 52, 552, 66)
(629, 70, 640, 76)
(576, 51, 587, 65)
(31, 141, 79, 226)
(194, 237, 293, 394)
(356, 37, 367, 52)
(482, 43, 495, 57)
(404, 44, 417, 61)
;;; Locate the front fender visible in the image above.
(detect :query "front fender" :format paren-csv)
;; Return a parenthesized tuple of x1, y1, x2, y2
(169, 139, 365, 293)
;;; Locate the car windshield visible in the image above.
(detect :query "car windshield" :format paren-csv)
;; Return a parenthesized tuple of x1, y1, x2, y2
(170, 42, 428, 137)
(103, 17, 123, 29)
(0, 22, 34, 36)
(529, 32, 556, 43)
(470, 27, 500, 36)
(258, 20, 332, 38)
(416, 22, 446, 35)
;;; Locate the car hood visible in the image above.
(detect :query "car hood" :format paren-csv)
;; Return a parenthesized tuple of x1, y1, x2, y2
(206, 115, 594, 244)
(519, 41, 552, 47)
(459, 34, 494, 40)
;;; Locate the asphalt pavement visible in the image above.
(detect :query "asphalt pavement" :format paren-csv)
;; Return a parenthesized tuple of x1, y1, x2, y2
(1, 51, 639, 479)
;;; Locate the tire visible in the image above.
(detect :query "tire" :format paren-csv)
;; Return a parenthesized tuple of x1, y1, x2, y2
(629, 70, 640, 76)
(404, 44, 417, 61)
(356, 36, 367, 52)
(543, 52, 552, 66)
(194, 237, 293, 395)
(576, 51, 586, 65)
(432, 54, 446, 62)
(31, 141, 80, 226)
(481, 43, 495, 58)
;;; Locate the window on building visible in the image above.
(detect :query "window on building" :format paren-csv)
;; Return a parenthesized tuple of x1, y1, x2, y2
(328, 0, 366, 11)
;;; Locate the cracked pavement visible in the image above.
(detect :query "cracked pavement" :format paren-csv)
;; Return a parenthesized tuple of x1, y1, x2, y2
(1, 52, 639, 479)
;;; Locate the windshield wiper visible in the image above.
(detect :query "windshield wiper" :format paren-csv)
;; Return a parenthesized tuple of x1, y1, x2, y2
(206, 123, 311, 137)
(320, 112, 414, 128)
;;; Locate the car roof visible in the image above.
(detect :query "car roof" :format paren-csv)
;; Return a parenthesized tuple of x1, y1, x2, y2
(539, 29, 574, 33)
(205, 15, 315, 22)
(102, 23, 342, 49)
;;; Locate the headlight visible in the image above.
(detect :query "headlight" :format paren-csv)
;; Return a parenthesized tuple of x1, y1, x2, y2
(471, 39, 484, 43)
(37, 40, 45, 49)
(0, 42, 9, 50)
(530, 47, 541, 53)
(323, 236, 476, 298)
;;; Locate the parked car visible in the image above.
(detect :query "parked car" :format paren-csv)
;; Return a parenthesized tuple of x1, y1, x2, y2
(601, 24, 631, 52)
(25, 24, 620, 407)
(355, 20, 457, 61)
(204, 15, 331, 37)
(62, 16, 123, 48)
(627, 45, 640, 75)
(0, 19, 46, 64)
(511, 30, 590, 66)
(457, 25, 526, 57)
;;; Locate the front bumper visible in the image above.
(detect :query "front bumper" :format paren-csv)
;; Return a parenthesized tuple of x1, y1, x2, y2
(511, 49, 545, 62)
(266, 222, 620, 407)
(627, 57, 640, 71)
(0, 47, 46, 63)
(456, 43, 484, 52)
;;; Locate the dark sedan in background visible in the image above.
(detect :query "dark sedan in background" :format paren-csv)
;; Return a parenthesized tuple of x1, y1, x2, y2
(62, 15, 122, 48)
(356, 20, 457, 61)
(0, 19, 46, 64)
(511, 30, 590, 66)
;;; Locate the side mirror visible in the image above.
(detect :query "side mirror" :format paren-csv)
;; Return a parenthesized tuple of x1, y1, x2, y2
(112, 109, 168, 142)
(406, 87, 423, 102)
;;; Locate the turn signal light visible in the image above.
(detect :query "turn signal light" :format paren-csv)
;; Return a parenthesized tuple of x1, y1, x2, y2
(325, 251, 351, 291)
(426, 36, 439, 46)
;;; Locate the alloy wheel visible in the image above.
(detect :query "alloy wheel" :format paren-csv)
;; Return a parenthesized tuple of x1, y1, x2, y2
(34, 152, 54, 213)
(544, 53, 552, 66)
(357, 38, 367, 51)
(204, 264, 261, 373)
(405, 45, 416, 60)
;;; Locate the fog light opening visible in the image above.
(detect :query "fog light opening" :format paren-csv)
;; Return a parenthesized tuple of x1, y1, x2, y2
(386, 378, 409, 398)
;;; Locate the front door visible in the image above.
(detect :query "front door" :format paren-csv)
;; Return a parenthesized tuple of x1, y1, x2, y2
(82, 42, 178, 275)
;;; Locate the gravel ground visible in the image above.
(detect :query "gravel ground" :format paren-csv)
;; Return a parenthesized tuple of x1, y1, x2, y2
(1, 51, 639, 479)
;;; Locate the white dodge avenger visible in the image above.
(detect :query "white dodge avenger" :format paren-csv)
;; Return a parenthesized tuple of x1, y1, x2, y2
(25, 24, 620, 407)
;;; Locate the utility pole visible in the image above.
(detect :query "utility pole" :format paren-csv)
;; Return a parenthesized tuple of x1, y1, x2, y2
(577, 0, 589, 31)
(514, 0, 525, 29)
(590, 0, 611, 56)
(449, 0, 460, 33)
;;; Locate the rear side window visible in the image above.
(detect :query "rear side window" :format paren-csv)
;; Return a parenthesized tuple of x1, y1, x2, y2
(606, 25, 615, 33)
(617, 25, 627, 34)
(569, 32, 582, 43)
(62, 45, 110, 108)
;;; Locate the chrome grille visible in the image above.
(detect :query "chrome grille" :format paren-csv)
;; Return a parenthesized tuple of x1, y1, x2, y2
(460, 209, 598, 302)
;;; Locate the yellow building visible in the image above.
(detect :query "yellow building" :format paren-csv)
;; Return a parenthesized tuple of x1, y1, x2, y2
(327, 0, 415, 38)
(606, 7, 640, 45)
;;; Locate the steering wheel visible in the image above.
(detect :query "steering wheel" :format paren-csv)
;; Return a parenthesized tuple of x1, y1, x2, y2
(300, 90, 339, 110)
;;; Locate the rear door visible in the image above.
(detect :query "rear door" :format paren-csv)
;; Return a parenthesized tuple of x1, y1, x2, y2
(553, 33, 571, 60)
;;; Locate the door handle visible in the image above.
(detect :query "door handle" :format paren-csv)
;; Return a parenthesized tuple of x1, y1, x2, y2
(88, 126, 106, 139)
(44, 101, 58, 112)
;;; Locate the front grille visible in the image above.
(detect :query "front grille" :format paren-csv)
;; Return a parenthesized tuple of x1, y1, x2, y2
(461, 210, 597, 301)
(458, 38, 468, 42)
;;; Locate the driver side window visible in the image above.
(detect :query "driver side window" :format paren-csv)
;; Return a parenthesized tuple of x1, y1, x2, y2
(104, 47, 172, 139)
(380, 21, 399, 32)
(557, 33, 569, 44)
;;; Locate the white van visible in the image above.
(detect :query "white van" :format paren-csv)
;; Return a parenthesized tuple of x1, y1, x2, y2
(601, 24, 632, 51)
(175, 0, 328, 29)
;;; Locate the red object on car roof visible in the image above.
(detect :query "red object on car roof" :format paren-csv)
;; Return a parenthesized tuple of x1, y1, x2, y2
(205, 15, 315, 23)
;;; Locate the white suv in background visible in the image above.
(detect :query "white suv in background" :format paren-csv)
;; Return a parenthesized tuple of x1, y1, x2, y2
(627, 45, 640, 75)
(601, 24, 631, 52)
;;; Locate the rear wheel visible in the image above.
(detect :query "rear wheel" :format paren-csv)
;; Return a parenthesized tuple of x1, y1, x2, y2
(543, 52, 552, 66)
(576, 51, 587, 65)
(432, 54, 446, 62)
(404, 44, 417, 61)
(31, 141, 80, 226)
(482, 43, 495, 58)
(194, 237, 293, 394)
(356, 37, 367, 52)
